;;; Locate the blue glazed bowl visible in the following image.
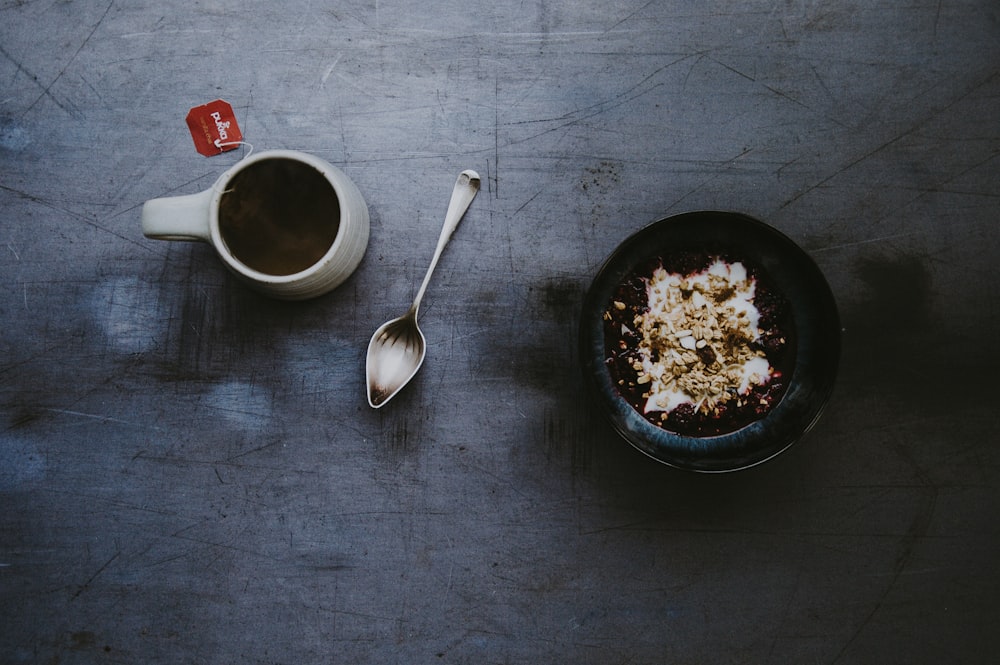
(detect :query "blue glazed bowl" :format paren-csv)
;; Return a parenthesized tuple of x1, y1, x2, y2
(579, 211, 840, 472)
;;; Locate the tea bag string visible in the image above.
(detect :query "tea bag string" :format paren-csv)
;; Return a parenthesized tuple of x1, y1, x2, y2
(214, 139, 254, 159)
(211, 140, 255, 195)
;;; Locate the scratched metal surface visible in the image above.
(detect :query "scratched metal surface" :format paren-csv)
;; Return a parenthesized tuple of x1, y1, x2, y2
(2, 1, 998, 663)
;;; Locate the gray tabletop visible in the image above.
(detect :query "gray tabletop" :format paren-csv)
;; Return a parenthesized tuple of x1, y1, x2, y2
(2, 2, 998, 663)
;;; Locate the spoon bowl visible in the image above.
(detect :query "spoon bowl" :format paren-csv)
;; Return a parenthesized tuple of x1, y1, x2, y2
(365, 170, 481, 408)
(366, 310, 425, 408)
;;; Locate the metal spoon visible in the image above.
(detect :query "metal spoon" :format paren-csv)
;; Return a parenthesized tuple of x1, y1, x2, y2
(365, 169, 481, 408)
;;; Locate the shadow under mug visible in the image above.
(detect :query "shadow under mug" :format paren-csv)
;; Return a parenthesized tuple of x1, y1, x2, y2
(142, 149, 370, 300)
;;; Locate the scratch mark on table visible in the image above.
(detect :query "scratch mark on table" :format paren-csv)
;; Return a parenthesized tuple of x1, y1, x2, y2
(782, 70, 1000, 210)
(833, 493, 939, 663)
(815, 149, 998, 249)
(810, 231, 924, 253)
(170, 531, 276, 563)
(71, 550, 120, 599)
(0, 44, 75, 118)
(19, 1, 114, 120)
(224, 439, 284, 463)
(494, 75, 500, 199)
(708, 55, 756, 83)
(604, 0, 659, 33)
(710, 53, 825, 117)
(132, 451, 318, 476)
(664, 146, 753, 210)
(830, 423, 940, 664)
(513, 189, 543, 216)
(780, 131, 913, 210)
(320, 53, 343, 89)
(501, 55, 692, 148)
(0, 183, 155, 252)
(119, 29, 215, 39)
(42, 407, 160, 430)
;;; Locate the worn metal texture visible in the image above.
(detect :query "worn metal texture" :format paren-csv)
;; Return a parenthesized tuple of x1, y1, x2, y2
(2, 1, 998, 663)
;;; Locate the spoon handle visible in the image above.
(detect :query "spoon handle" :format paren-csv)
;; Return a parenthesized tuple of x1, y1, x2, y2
(410, 169, 481, 315)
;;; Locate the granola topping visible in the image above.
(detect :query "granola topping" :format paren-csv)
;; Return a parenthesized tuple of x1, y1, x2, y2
(630, 259, 772, 415)
(603, 252, 794, 436)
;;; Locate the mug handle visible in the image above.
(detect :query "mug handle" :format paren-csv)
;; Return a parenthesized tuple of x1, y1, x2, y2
(141, 188, 214, 242)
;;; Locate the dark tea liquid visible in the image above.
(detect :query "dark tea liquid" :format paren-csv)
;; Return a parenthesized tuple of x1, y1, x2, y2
(218, 158, 340, 276)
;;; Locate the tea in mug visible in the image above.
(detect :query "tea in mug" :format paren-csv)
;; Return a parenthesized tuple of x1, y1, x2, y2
(218, 158, 340, 276)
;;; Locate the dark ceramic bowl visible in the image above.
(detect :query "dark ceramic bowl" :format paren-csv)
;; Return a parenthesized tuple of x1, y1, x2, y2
(579, 211, 840, 472)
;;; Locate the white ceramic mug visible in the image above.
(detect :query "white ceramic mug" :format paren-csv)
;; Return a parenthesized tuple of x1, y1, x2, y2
(142, 150, 369, 300)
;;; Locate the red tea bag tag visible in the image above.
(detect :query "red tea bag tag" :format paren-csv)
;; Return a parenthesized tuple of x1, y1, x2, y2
(186, 99, 243, 156)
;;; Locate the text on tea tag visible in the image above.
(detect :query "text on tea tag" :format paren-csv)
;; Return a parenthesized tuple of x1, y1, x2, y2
(186, 99, 243, 156)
